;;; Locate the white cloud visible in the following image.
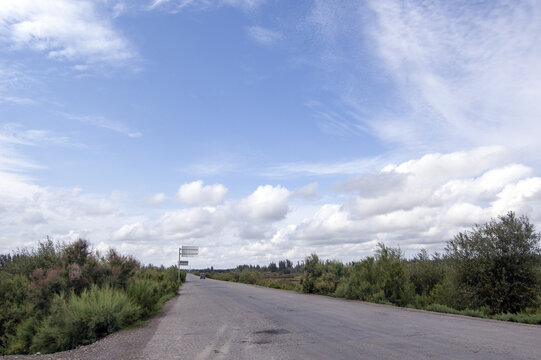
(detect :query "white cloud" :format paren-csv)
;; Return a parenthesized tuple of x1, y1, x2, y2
(0, 0, 136, 66)
(0, 169, 140, 253)
(1, 123, 76, 148)
(247, 26, 282, 45)
(238, 185, 291, 221)
(367, 0, 541, 151)
(112, 222, 147, 242)
(57, 111, 141, 138)
(149, 0, 265, 13)
(154, 206, 228, 240)
(176, 180, 228, 206)
(2, 142, 540, 268)
(335, 172, 406, 197)
(277, 147, 541, 257)
(265, 156, 382, 176)
(145, 192, 167, 205)
(305, 1, 541, 157)
(293, 182, 319, 200)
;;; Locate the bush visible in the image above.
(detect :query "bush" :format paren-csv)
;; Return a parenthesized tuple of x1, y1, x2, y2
(408, 249, 445, 297)
(493, 310, 541, 325)
(127, 279, 160, 317)
(1, 240, 185, 355)
(31, 286, 141, 354)
(446, 212, 541, 313)
(0, 274, 32, 354)
(6, 316, 39, 355)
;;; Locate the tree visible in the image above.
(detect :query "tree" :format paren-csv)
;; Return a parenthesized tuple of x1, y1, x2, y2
(445, 212, 541, 314)
(301, 254, 322, 293)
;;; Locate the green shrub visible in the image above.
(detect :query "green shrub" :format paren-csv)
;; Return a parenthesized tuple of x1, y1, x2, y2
(7, 316, 39, 354)
(32, 286, 141, 354)
(407, 249, 445, 297)
(445, 212, 541, 314)
(30, 296, 72, 354)
(0, 274, 32, 354)
(239, 271, 262, 285)
(425, 303, 461, 315)
(493, 311, 541, 325)
(127, 279, 160, 317)
(1, 240, 184, 355)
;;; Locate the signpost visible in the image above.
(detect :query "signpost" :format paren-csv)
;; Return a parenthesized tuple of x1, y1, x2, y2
(178, 246, 199, 281)
(180, 246, 199, 257)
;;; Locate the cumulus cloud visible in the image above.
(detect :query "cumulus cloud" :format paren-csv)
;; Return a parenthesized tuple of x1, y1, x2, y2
(238, 185, 291, 221)
(278, 147, 541, 257)
(112, 222, 147, 242)
(0, 0, 136, 67)
(3, 141, 540, 268)
(154, 206, 228, 240)
(176, 180, 228, 206)
(0, 169, 141, 255)
(335, 173, 406, 197)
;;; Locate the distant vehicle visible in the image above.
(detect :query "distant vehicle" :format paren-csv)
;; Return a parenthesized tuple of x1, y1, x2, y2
(200, 273, 206, 279)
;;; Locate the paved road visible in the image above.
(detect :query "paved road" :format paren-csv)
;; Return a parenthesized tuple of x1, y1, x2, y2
(139, 274, 540, 360)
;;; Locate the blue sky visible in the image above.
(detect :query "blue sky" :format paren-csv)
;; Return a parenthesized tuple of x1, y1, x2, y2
(1, 0, 540, 268)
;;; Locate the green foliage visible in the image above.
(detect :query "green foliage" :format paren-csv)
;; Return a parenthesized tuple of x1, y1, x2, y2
(446, 212, 541, 314)
(239, 270, 263, 284)
(0, 273, 32, 353)
(0, 239, 61, 277)
(0, 239, 184, 355)
(127, 279, 160, 318)
(492, 310, 541, 325)
(7, 316, 39, 354)
(425, 303, 461, 315)
(320, 244, 415, 306)
(31, 287, 141, 354)
(408, 249, 445, 297)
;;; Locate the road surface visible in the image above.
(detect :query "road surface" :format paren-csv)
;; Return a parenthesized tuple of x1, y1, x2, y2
(140, 274, 540, 359)
(6, 274, 539, 359)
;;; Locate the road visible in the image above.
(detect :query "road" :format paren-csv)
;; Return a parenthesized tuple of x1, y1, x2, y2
(139, 274, 540, 360)
(7, 274, 538, 359)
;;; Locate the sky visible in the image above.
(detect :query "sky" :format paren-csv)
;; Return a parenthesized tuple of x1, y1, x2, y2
(1, 0, 540, 268)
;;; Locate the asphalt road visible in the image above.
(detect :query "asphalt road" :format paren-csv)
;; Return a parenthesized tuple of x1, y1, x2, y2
(139, 274, 540, 360)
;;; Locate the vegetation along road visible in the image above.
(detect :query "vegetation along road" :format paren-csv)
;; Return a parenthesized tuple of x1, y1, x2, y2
(7, 273, 540, 359)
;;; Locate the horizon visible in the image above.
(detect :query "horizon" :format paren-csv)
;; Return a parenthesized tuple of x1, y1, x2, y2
(1, 0, 540, 269)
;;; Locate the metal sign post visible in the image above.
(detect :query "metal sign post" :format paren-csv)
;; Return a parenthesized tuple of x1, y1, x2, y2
(178, 246, 199, 281)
